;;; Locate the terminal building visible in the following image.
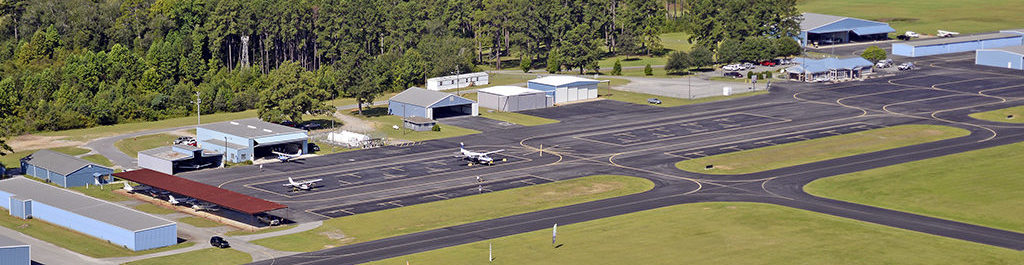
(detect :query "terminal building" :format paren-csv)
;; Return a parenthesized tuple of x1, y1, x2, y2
(19, 150, 113, 187)
(388, 87, 479, 119)
(197, 118, 309, 163)
(785, 57, 874, 82)
(0, 177, 177, 251)
(0, 235, 29, 265)
(137, 145, 223, 175)
(892, 32, 1024, 57)
(797, 13, 895, 47)
(527, 76, 600, 104)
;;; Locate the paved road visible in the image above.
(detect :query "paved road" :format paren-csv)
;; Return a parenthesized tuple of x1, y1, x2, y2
(84, 125, 196, 169)
(234, 52, 1024, 264)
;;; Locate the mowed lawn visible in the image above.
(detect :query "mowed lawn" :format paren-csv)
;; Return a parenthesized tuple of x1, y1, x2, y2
(969, 105, 1024, 123)
(806, 141, 1024, 233)
(798, 0, 1024, 35)
(676, 125, 969, 174)
(355, 107, 481, 142)
(599, 88, 768, 108)
(253, 175, 654, 252)
(369, 202, 1024, 265)
(124, 247, 251, 265)
(0, 146, 89, 169)
(34, 110, 256, 142)
(115, 133, 181, 158)
(0, 212, 194, 258)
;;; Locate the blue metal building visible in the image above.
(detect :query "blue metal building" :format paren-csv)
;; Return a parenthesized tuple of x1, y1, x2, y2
(0, 177, 177, 251)
(20, 150, 113, 188)
(198, 118, 309, 163)
(976, 45, 1024, 70)
(526, 76, 600, 104)
(785, 57, 874, 82)
(388, 87, 478, 119)
(798, 13, 895, 47)
(892, 32, 1024, 57)
(0, 235, 29, 265)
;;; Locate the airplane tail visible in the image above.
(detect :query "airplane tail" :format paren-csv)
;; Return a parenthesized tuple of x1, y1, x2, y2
(288, 177, 297, 185)
(123, 182, 132, 190)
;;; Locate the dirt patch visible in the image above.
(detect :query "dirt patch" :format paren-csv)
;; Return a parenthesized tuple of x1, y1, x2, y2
(540, 181, 624, 198)
(333, 111, 378, 133)
(7, 134, 85, 152)
(875, 17, 919, 23)
(166, 129, 197, 137)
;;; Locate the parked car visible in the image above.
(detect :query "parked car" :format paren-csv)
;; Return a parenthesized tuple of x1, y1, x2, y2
(771, 59, 789, 65)
(897, 35, 911, 41)
(301, 122, 321, 130)
(256, 214, 281, 226)
(760, 61, 776, 66)
(875, 59, 893, 68)
(898, 62, 915, 71)
(723, 72, 743, 78)
(741, 62, 754, 69)
(308, 143, 320, 152)
(647, 98, 662, 104)
(279, 121, 298, 127)
(905, 31, 920, 38)
(722, 64, 741, 71)
(210, 236, 230, 248)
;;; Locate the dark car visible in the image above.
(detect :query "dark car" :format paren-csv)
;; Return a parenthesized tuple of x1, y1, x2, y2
(897, 35, 910, 41)
(308, 143, 320, 152)
(210, 236, 230, 248)
(301, 122, 321, 130)
(723, 72, 743, 78)
(279, 121, 298, 127)
(647, 98, 662, 104)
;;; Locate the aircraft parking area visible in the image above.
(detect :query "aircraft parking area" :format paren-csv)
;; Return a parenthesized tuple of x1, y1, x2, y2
(576, 113, 790, 146)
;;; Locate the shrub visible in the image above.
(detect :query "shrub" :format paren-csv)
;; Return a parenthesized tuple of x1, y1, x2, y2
(861, 46, 887, 63)
(746, 70, 754, 79)
(644, 64, 653, 76)
(520, 57, 532, 73)
(431, 124, 441, 131)
(612, 60, 622, 75)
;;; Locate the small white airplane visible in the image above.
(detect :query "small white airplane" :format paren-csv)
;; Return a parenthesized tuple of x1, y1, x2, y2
(458, 142, 506, 166)
(168, 195, 196, 206)
(123, 182, 150, 193)
(283, 177, 322, 191)
(272, 150, 302, 162)
(191, 202, 220, 212)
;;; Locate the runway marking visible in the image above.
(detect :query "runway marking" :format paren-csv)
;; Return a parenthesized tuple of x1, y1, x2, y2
(979, 84, 1024, 97)
(664, 123, 885, 159)
(574, 113, 791, 147)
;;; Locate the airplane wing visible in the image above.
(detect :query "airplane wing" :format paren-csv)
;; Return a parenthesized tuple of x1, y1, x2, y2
(481, 149, 505, 155)
(273, 150, 301, 157)
(301, 178, 323, 184)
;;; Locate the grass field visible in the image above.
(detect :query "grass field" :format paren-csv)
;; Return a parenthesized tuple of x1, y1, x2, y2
(69, 185, 133, 202)
(806, 141, 1024, 233)
(798, 0, 1024, 35)
(81, 154, 115, 167)
(34, 110, 256, 142)
(369, 202, 1024, 265)
(253, 175, 654, 252)
(0, 146, 90, 169)
(178, 216, 224, 228)
(969, 105, 1024, 123)
(224, 224, 296, 236)
(595, 32, 693, 69)
(354, 107, 481, 142)
(676, 125, 969, 175)
(124, 247, 252, 265)
(115, 133, 181, 158)
(0, 212, 194, 258)
(133, 203, 178, 215)
(598, 88, 768, 108)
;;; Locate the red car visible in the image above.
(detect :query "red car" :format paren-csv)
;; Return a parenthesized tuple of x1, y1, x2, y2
(760, 61, 776, 66)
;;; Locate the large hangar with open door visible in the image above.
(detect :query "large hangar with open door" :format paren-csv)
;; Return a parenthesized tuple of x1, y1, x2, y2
(477, 86, 549, 112)
(197, 118, 308, 163)
(388, 87, 479, 119)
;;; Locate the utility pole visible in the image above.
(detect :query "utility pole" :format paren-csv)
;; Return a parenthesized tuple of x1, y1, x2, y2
(453, 66, 462, 96)
(192, 91, 202, 127)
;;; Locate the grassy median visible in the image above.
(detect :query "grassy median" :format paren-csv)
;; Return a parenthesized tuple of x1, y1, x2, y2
(806, 141, 1024, 233)
(969, 105, 1024, 124)
(369, 202, 1024, 265)
(676, 125, 969, 175)
(0, 212, 193, 258)
(124, 247, 252, 265)
(115, 133, 182, 158)
(253, 175, 654, 252)
(599, 88, 767, 108)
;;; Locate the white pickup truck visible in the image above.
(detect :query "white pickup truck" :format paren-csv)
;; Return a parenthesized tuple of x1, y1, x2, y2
(905, 31, 920, 38)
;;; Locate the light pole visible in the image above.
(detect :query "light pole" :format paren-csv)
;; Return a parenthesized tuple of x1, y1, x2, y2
(192, 91, 201, 127)
(453, 66, 462, 96)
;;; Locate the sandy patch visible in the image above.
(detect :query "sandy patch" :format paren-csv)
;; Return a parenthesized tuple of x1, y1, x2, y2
(333, 111, 378, 133)
(7, 134, 85, 152)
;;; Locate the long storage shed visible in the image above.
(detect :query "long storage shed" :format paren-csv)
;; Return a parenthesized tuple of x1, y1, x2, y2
(892, 32, 1023, 57)
(976, 45, 1024, 70)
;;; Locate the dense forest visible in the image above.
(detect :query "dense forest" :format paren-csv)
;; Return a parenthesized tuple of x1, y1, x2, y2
(0, 0, 799, 143)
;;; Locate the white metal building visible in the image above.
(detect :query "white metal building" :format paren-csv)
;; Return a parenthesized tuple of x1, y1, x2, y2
(527, 76, 600, 104)
(477, 86, 550, 112)
(388, 87, 479, 119)
(137, 145, 223, 175)
(426, 72, 489, 91)
(197, 118, 309, 163)
(0, 235, 29, 265)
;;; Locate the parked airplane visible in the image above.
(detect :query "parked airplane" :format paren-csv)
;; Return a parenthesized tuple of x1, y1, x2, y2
(272, 150, 302, 162)
(122, 182, 150, 193)
(283, 177, 322, 191)
(191, 202, 220, 212)
(168, 195, 196, 206)
(937, 30, 960, 38)
(459, 142, 506, 166)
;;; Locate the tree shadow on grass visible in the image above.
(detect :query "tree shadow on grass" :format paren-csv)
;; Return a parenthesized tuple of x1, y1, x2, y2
(349, 106, 390, 118)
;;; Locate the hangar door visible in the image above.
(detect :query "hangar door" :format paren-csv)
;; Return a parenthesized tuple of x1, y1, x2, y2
(430, 95, 477, 119)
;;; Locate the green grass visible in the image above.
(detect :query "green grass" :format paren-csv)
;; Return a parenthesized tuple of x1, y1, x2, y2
(368, 202, 1024, 265)
(253, 175, 654, 252)
(224, 224, 296, 236)
(969, 105, 1024, 123)
(598, 88, 768, 108)
(133, 203, 178, 215)
(677, 125, 969, 175)
(477, 108, 559, 126)
(34, 110, 256, 142)
(124, 247, 252, 265)
(81, 154, 115, 167)
(806, 141, 1024, 233)
(0, 212, 194, 258)
(798, 0, 1024, 36)
(353, 107, 481, 142)
(595, 32, 692, 69)
(115, 133, 181, 158)
(0, 146, 90, 170)
(177, 216, 225, 228)
(69, 185, 133, 202)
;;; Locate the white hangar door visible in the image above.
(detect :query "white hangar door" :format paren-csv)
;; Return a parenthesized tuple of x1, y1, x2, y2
(556, 87, 568, 103)
(567, 87, 578, 102)
(577, 87, 588, 100)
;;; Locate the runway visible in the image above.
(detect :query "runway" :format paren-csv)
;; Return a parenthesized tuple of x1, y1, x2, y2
(179, 52, 1024, 264)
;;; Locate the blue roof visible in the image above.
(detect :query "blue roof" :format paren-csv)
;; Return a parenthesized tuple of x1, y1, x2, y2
(852, 24, 896, 35)
(806, 17, 893, 35)
(786, 57, 874, 74)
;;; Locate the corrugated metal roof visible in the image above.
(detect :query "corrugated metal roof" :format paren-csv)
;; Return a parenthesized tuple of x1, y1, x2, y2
(478, 86, 545, 96)
(23, 149, 108, 176)
(426, 72, 488, 82)
(113, 169, 286, 215)
(786, 57, 873, 74)
(0, 234, 27, 248)
(139, 146, 193, 162)
(979, 45, 1024, 56)
(528, 75, 600, 87)
(390, 87, 474, 107)
(899, 32, 1023, 47)
(800, 13, 846, 31)
(200, 139, 248, 150)
(199, 118, 306, 139)
(403, 116, 435, 124)
(852, 24, 896, 35)
(0, 177, 176, 231)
